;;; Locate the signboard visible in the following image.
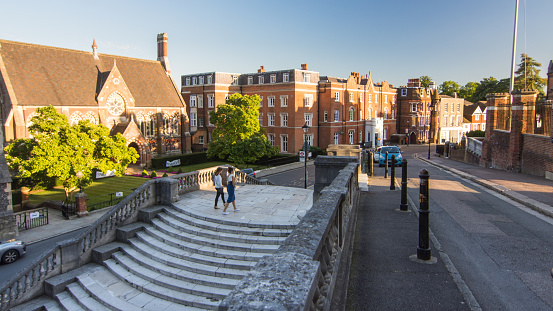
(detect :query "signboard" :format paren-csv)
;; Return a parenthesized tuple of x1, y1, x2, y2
(29, 212, 40, 219)
(96, 170, 116, 179)
(166, 159, 181, 167)
(299, 151, 306, 163)
(115, 192, 124, 198)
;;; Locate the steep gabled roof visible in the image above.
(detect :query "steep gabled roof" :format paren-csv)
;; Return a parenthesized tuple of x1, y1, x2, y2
(0, 39, 184, 108)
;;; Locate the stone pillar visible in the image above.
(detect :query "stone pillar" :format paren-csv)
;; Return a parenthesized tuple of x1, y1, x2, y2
(482, 93, 509, 165)
(314, 156, 358, 201)
(509, 89, 539, 172)
(75, 192, 88, 217)
(156, 178, 180, 205)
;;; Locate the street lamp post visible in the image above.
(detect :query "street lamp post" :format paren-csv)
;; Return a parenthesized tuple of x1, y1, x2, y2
(302, 123, 310, 189)
(76, 170, 83, 193)
(428, 103, 434, 160)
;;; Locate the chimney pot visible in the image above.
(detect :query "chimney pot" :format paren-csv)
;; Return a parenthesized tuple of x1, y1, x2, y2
(258, 65, 265, 73)
(301, 63, 307, 70)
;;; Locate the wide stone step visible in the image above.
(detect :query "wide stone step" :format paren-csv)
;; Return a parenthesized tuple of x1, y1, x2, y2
(65, 282, 111, 310)
(114, 245, 240, 288)
(56, 289, 87, 311)
(137, 228, 272, 261)
(10, 295, 64, 311)
(169, 203, 297, 230)
(121, 241, 248, 279)
(104, 259, 220, 310)
(155, 213, 287, 245)
(130, 235, 257, 271)
(163, 207, 292, 237)
(152, 219, 284, 253)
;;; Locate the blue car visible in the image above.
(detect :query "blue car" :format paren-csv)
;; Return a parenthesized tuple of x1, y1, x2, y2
(378, 146, 403, 167)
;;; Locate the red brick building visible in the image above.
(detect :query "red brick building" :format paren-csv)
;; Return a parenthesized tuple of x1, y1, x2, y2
(182, 68, 397, 153)
(0, 34, 191, 166)
(463, 101, 487, 131)
(396, 78, 437, 144)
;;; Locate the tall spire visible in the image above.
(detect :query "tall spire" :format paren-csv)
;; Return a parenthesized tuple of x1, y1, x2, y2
(92, 39, 99, 60)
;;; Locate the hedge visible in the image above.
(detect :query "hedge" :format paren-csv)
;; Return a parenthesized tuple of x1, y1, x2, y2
(151, 152, 209, 169)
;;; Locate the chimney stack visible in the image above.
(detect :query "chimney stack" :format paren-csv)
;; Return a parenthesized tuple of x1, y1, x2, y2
(258, 65, 265, 73)
(92, 39, 99, 60)
(157, 33, 171, 74)
(301, 63, 308, 70)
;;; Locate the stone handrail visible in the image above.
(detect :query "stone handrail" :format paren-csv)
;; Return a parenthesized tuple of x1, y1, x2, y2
(466, 137, 483, 157)
(1, 166, 275, 310)
(220, 162, 359, 310)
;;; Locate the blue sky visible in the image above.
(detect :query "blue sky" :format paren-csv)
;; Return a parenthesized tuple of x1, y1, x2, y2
(1, 0, 551, 88)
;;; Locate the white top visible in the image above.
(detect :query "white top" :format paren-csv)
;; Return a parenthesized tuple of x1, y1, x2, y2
(227, 173, 235, 185)
(214, 175, 223, 188)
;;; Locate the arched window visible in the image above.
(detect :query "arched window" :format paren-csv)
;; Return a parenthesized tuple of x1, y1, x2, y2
(349, 108, 354, 121)
(70, 112, 84, 126)
(137, 112, 156, 137)
(83, 111, 98, 124)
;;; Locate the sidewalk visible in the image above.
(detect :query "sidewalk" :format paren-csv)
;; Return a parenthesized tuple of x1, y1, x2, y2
(419, 155, 553, 218)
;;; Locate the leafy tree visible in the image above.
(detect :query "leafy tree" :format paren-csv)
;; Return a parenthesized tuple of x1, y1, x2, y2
(514, 53, 546, 94)
(438, 81, 461, 96)
(420, 76, 432, 88)
(208, 94, 278, 165)
(468, 77, 509, 103)
(459, 82, 479, 100)
(5, 106, 138, 199)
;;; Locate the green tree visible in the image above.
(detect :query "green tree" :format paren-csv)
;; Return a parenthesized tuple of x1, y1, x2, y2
(438, 81, 461, 96)
(420, 76, 432, 88)
(208, 94, 277, 165)
(514, 53, 546, 94)
(469, 77, 509, 103)
(5, 106, 138, 199)
(459, 82, 479, 100)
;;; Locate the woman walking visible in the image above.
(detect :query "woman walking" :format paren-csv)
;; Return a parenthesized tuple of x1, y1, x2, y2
(222, 167, 239, 215)
(213, 167, 225, 209)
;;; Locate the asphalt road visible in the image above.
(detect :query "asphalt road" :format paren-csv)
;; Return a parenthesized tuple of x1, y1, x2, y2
(0, 227, 87, 283)
(396, 145, 553, 310)
(262, 164, 315, 188)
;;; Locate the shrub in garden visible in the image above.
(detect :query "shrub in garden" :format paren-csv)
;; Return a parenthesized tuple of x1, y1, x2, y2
(150, 171, 157, 178)
(141, 170, 148, 177)
(162, 173, 168, 177)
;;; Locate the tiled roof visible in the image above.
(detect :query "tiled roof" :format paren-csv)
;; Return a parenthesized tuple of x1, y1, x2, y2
(0, 39, 184, 108)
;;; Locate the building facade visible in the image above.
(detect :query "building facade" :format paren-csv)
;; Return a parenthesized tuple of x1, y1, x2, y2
(182, 68, 397, 153)
(435, 94, 466, 143)
(0, 34, 191, 165)
(396, 78, 436, 144)
(463, 101, 487, 132)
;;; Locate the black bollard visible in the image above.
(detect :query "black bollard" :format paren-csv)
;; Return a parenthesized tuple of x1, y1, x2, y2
(400, 160, 408, 211)
(369, 152, 373, 177)
(417, 169, 431, 260)
(390, 155, 396, 190)
(384, 151, 389, 179)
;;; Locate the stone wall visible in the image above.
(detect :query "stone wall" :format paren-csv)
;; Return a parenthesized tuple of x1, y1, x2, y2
(521, 134, 553, 178)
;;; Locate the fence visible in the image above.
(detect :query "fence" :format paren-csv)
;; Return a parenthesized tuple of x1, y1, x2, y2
(0, 166, 272, 311)
(466, 137, 483, 157)
(14, 207, 48, 231)
(87, 188, 137, 212)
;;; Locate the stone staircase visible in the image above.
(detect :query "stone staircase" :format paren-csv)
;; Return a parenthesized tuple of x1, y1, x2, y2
(14, 204, 294, 310)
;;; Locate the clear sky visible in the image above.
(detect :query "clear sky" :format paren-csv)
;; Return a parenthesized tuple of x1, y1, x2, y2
(1, 0, 551, 88)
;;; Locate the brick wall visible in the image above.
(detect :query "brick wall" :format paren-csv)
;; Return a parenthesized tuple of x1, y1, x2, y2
(521, 134, 553, 177)
(485, 130, 511, 170)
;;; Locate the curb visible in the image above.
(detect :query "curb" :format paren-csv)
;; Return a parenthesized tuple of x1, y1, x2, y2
(417, 155, 553, 219)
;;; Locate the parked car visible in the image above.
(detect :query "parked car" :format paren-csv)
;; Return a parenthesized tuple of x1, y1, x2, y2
(0, 239, 26, 264)
(240, 168, 256, 178)
(378, 146, 403, 167)
(373, 147, 382, 163)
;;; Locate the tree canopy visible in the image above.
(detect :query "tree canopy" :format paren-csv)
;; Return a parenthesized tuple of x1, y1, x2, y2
(468, 77, 509, 103)
(514, 53, 546, 94)
(420, 76, 433, 88)
(5, 106, 138, 199)
(459, 82, 479, 100)
(438, 81, 461, 96)
(207, 94, 278, 165)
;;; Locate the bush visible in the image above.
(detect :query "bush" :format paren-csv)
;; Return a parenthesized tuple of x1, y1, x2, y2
(466, 130, 485, 137)
(151, 152, 208, 169)
(309, 146, 326, 158)
(141, 170, 148, 177)
(150, 171, 157, 178)
(177, 168, 183, 174)
(162, 173, 168, 177)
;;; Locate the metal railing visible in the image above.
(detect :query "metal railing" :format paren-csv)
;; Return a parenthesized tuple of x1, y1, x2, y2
(14, 207, 49, 231)
(87, 188, 137, 211)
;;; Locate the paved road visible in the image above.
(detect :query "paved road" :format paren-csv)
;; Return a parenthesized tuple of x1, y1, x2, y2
(0, 228, 87, 283)
(398, 145, 553, 310)
(262, 164, 315, 188)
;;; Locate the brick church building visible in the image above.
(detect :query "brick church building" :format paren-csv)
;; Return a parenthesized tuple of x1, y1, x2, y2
(0, 33, 191, 166)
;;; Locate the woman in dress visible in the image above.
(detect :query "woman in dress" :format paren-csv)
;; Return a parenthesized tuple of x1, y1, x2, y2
(222, 167, 239, 215)
(213, 167, 224, 209)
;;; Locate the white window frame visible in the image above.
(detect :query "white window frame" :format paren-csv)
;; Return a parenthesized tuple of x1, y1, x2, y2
(268, 96, 275, 107)
(258, 75, 264, 84)
(259, 96, 264, 107)
(198, 96, 203, 108)
(207, 75, 213, 84)
(280, 135, 288, 152)
(190, 95, 197, 107)
(350, 92, 354, 102)
(349, 107, 354, 121)
(199, 76, 204, 85)
(198, 116, 204, 127)
(411, 104, 416, 112)
(303, 73, 310, 83)
(349, 131, 354, 144)
(280, 95, 288, 107)
(384, 108, 388, 120)
(248, 76, 253, 85)
(304, 113, 313, 126)
(185, 77, 190, 86)
(191, 112, 197, 127)
(334, 110, 339, 122)
(304, 94, 313, 107)
(391, 109, 395, 119)
(324, 111, 328, 122)
(268, 134, 275, 146)
(270, 74, 276, 83)
(334, 133, 339, 145)
(192, 77, 197, 85)
(199, 135, 204, 144)
(233, 76, 238, 85)
(360, 93, 363, 102)
(259, 113, 263, 126)
(335, 92, 340, 102)
(401, 89, 407, 96)
(268, 113, 275, 126)
(384, 95, 388, 103)
(283, 73, 289, 82)
(280, 113, 288, 127)
(208, 94, 214, 108)
(368, 94, 372, 103)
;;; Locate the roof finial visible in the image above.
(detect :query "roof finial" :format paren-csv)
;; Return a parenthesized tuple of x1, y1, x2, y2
(92, 38, 99, 60)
